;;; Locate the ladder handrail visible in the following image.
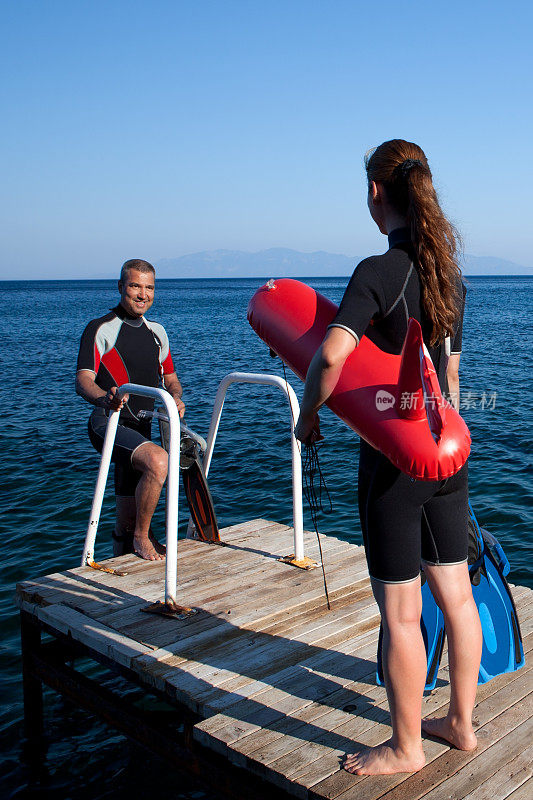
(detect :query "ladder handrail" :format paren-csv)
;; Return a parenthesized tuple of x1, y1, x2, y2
(81, 384, 181, 607)
(199, 371, 305, 561)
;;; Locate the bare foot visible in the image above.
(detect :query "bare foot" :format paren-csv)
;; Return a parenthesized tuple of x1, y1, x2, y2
(422, 716, 477, 751)
(133, 535, 166, 561)
(343, 739, 425, 776)
(149, 531, 166, 555)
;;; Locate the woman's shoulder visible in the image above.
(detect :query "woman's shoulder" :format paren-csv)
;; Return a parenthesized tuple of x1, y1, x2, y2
(351, 248, 414, 296)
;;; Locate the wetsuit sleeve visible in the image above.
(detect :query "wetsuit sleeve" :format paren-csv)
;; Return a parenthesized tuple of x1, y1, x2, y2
(450, 282, 467, 354)
(148, 321, 175, 374)
(77, 320, 103, 374)
(328, 259, 385, 344)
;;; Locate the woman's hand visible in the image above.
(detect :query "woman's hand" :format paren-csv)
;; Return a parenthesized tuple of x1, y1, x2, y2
(294, 409, 323, 445)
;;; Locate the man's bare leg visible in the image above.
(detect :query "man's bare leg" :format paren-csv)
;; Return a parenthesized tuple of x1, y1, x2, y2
(131, 442, 168, 561)
(422, 562, 481, 750)
(343, 577, 427, 775)
(114, 496, 136, 556)
(114, 495, 165, 557)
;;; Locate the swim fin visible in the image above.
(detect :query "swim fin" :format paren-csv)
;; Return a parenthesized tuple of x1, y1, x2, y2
(152, 410, 220, 544)
(180, 435, 220, 543)
(376, 504, 525, 689)
(467, 502, 525, 683)
(376, 572, 445, 691)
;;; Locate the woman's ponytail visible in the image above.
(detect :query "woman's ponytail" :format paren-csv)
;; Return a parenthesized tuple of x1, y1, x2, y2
(365, 140, 462, 345)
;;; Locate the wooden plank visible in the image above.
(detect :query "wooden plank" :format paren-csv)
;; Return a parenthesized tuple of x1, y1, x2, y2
(298, 626, 533, 799)
(130, 557, 371, 672)
(291, 692, 533, 800)
(193, 603, 379, 709)
(152, 599, 379, 716)
(193, 611, 533, 798)
(99, 533, 364, 635)
(193, 630, 382, 751)
(412, 716, 532, 800)
(504, 780, 533, 800)
(461, 743, 533, 800)
(15, 520, 290, 608)
(215, 591, 533, 761)
(16, 526, 364, 650)
(148, 583, 376, 705)
(195, 588, 533, 755)
(15, 520, 533, 800)
(193, 600, 380, 712)
(164, 583, 375, 688)
(306, 662, 533, 800)
(16, 599, 154, 667)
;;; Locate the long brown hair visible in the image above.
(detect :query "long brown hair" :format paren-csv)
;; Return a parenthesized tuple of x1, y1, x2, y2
(365, 139, 462, 345)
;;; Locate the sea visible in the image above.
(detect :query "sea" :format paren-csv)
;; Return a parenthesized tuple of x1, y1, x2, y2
(0, 276, 531, 798)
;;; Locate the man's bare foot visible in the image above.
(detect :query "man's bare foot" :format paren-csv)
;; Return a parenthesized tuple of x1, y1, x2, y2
(149, 531, 166, 555)
(343, 739, 425, 776)
(133, 535, 166, 561)
(422, 716, 477, 751)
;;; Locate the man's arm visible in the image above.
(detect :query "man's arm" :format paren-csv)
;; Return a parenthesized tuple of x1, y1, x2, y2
(294, 327, 357, 442)
(446, 353, 461, 411)
(163, 372, 186, 418)
(75, 370, 126, 411)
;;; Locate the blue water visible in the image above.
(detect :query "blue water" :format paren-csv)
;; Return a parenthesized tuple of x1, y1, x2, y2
(0, 276, 531, 797)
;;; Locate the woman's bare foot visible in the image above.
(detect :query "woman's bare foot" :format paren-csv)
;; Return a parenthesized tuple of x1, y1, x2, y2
(422, 716, 477, 751)
(133, 534, 166, 561)
(343, 739, 425, 776)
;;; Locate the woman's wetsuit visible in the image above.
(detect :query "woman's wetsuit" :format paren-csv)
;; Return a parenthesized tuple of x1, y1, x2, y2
(329, 227, 468, 583)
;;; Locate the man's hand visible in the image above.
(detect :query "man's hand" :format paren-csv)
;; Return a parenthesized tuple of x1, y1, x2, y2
(294, 409, 323, 445)
(76, 370, 129, 411)
(163, 372, 186, 418)
(174, 395, 186, 418)
(99, 386, 129, 411)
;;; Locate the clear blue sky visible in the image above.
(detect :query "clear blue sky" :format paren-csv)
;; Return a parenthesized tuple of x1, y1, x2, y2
(2, 0, 532, 278)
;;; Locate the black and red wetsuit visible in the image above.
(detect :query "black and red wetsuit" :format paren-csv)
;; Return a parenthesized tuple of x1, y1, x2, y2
(77, 304, 175, 495)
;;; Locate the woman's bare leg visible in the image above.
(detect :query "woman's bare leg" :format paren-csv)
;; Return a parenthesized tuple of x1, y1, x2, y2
(422, 562, 481, 750)
(344, 576, 427, 775)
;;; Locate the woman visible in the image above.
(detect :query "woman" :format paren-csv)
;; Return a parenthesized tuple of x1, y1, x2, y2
(294, 139, 482, 776)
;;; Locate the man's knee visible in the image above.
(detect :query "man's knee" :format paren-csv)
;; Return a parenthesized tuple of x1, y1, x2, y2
(132, 443, 168, 484)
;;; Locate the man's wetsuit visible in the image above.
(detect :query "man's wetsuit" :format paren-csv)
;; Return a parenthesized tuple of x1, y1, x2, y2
(329, 227, 467, 584)
(77, 304, 175, 495)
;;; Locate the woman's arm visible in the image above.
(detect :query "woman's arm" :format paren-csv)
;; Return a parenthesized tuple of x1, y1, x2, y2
(447, 353, 461, 411)
(294, 327, 357, 442)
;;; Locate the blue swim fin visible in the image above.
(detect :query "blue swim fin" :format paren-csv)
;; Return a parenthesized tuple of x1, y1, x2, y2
(376, 574, 445, 692)
(375, 504, 524, 689)
(468, 502, 525, 683)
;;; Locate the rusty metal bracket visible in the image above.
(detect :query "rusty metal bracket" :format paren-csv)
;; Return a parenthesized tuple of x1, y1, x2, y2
(88, 560, 129, 577)
(278, 553, 319, 570)
(141, 600, 198, 619)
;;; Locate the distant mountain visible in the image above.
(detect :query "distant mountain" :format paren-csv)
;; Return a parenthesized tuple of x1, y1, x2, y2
(461, 254, 532, 276)
(157, 248, 355, 278)
(157, 248, 532, 278)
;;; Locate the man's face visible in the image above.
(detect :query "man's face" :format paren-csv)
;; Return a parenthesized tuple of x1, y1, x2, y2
(118, 269, 155, 317)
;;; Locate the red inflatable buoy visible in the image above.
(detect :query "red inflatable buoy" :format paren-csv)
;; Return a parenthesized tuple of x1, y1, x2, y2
(248, 278, 470, 481)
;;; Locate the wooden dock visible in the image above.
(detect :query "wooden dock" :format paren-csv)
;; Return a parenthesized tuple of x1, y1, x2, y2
(17, 519, 533, 799)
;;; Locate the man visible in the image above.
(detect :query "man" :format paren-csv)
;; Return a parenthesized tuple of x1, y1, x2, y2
(76, 259, 185, 561)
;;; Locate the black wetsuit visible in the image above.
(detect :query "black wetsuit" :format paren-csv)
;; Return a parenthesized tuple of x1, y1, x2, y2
(77, 304, 175, 496)
(329, 228, 468, 583)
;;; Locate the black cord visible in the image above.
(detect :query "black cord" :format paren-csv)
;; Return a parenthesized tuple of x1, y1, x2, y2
(281, 361, 332, 610)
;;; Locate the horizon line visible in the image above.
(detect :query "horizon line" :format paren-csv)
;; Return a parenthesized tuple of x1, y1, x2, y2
(2, 273, 533, 283)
